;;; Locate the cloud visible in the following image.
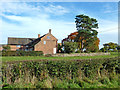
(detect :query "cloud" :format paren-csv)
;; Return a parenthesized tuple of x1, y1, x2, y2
(43, 4, 69, 15)
(2, 14, 31, 22)
(103, 4, 118, 14)
(97, 19, 118, 34)
(1, 14, 75, 44)
(0, 2, 72, 44)
(97, 19, 118, 48)
(0, 2, 69, 16)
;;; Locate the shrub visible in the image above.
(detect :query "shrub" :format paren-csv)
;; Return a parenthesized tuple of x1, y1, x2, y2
(86, 44, 99, 52)
(75, 50, 81, 53)
(68, 83, 81, 88)
(57, 44, 63, 53)
(2, 51, 43, 56)
(2, 45, 11, 51)
(36, 79, 52, 88)
(54, 81, 68, 88)
(63, 41, 78, 53)
(100, 77, 111, 85)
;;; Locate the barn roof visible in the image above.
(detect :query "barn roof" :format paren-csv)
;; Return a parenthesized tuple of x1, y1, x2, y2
(8, 37, 36, 45)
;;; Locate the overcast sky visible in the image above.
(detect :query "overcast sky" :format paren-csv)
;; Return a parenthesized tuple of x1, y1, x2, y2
(0, 2, 118, 48)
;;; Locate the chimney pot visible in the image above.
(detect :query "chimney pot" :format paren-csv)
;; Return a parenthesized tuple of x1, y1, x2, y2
(49, 29, 51, 34)
(38, 34, 40, 38)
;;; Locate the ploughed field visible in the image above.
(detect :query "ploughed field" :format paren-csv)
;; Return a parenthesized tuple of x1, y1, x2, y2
(1, 52, 120, 88)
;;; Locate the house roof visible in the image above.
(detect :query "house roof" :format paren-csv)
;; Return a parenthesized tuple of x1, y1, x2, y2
(7, 30, 58, 47)
(26, 34, 46, 47)
(8, 37, 36, 45)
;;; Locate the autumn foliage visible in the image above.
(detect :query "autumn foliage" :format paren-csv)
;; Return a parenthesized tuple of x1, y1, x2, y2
(62, 31, 100, 52)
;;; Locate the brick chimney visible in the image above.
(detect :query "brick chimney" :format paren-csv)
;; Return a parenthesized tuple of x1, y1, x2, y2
(49, 29, 51, 34)
(38, 34, 40, 38)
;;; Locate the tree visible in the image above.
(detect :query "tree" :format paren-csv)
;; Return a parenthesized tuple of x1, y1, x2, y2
(100, 47, 105, 52)
(117, 45, 120, 51)
(85, 38, 99, 52)
(63, 41, 78, 53)
(75, 14, 99, 52)
(57, 44, 63, 53)
(103, 42, 118, 52)
(3, 45, 11, 51)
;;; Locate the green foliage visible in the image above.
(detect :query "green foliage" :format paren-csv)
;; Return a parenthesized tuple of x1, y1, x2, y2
(2, 45, 11, 51)
(2, 51, 43, 56)
(75, 50, 81, 53)
(1, 51, 119, 88)
(75, 14, 98, 30)
(68, 83, 81, 88)
(101, 42, 118, 52)
(57, 44, 63, 53)
(36, 79, 53, 88)
(75, 14, 99, 52)
(63, 41, 78, 53)
(2, 57, 120, 88)
(54, 81, 68, 88)
(85, 42, 99, 52)
(100, 48, 105, 52)
(100, 77, 111, 84)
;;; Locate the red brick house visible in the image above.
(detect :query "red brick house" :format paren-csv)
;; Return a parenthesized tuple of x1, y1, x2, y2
(1, 29, 58, 54)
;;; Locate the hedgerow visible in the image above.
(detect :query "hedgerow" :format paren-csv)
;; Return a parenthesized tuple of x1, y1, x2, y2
(2, 57, 120, 88)
(1, 51, 43, 56)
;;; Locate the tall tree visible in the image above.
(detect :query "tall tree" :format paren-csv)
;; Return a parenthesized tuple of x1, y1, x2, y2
(75, 14, 99, 52)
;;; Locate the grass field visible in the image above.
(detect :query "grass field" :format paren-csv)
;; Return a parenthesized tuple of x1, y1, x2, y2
(1, 52, 118, 62)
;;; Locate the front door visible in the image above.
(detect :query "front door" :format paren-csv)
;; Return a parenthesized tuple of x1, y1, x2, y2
(53, 48, 56, 54)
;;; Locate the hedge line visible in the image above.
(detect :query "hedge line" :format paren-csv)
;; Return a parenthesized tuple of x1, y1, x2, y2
(2, 57, 120, 87)
(1, 51, 43, 56)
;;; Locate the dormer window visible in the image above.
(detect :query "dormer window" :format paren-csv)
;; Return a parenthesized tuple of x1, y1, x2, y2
(47, 36, 50, 39)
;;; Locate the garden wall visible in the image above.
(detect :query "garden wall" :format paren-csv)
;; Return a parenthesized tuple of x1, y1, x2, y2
(52, 52, 110, 57)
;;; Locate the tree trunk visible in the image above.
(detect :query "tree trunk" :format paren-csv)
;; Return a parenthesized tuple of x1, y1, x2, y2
(81, 40, 83, 52)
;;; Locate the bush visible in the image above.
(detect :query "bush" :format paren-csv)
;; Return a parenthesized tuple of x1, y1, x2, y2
(2, 51, 43, 56)
(2, 45, 11, 51)
(63, 41, 78, 53)
(68, 83, 81, 88)
(57, 44, 63, 53)
(86, 44, 99, 53)
(75, 50, 81, 53)
(54, 81, 68, 88)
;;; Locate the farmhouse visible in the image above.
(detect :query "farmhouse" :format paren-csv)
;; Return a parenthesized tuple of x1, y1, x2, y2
(0, 29, 58, 54)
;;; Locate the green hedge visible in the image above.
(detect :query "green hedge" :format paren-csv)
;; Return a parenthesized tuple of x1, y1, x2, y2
(2, 57, 120, 88)
(1, 51, 43, 56)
